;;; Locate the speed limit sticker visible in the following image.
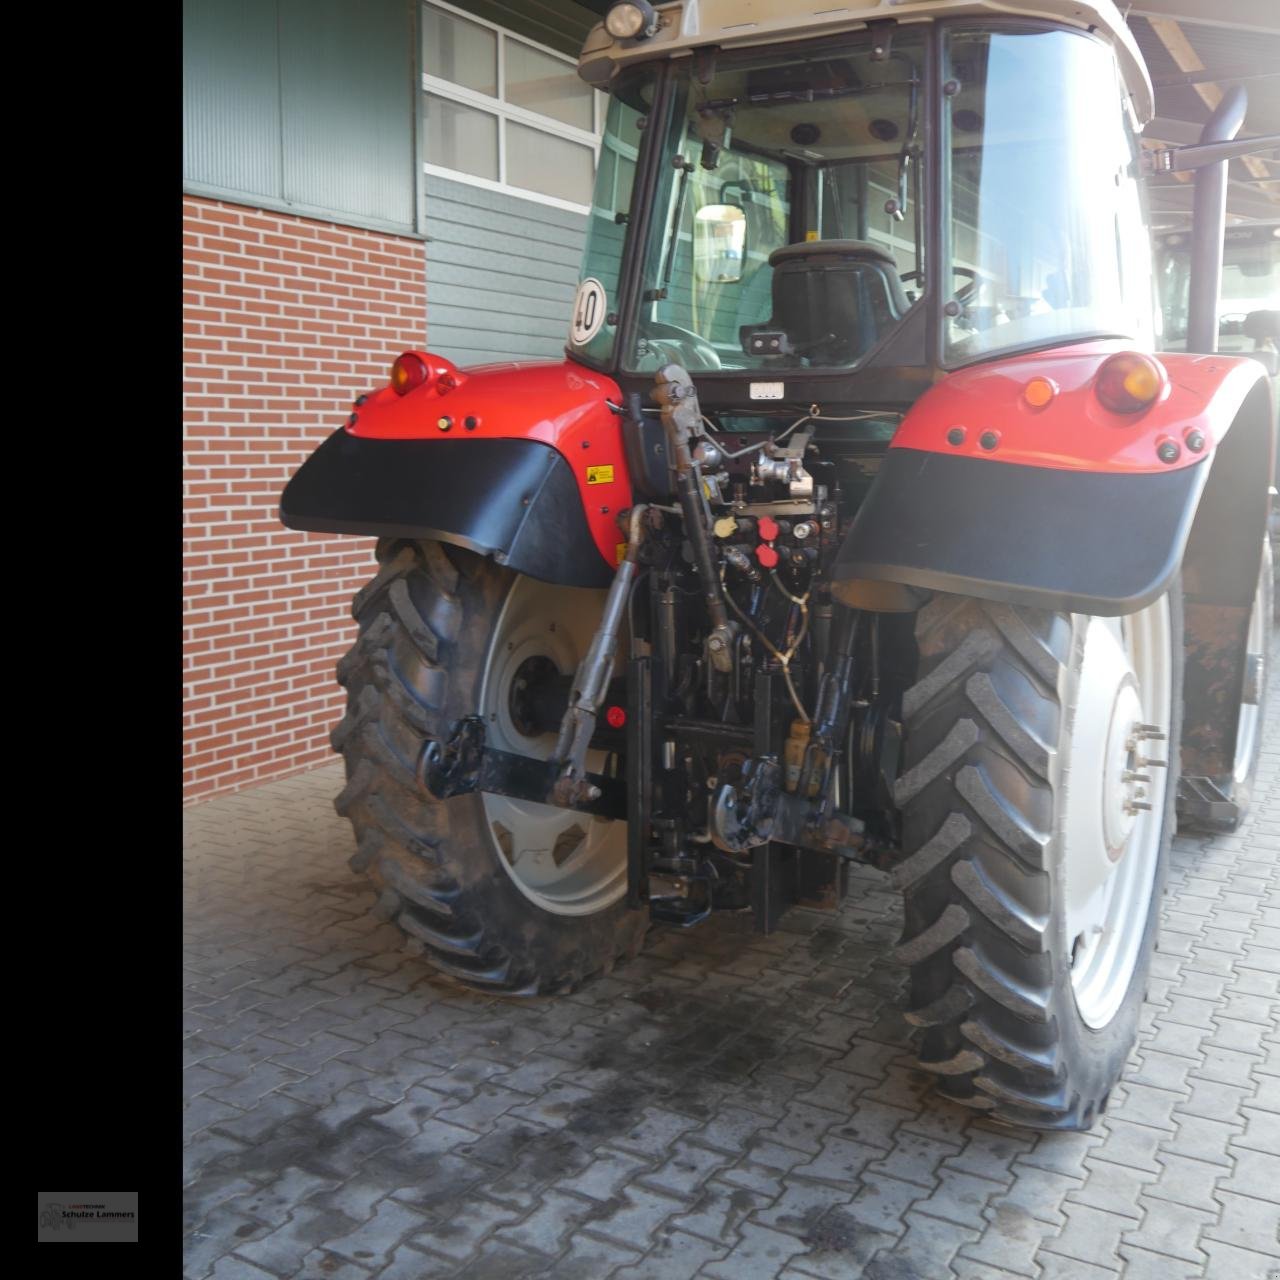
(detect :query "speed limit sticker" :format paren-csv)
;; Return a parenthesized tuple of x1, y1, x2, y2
(570, 277, 608, 346)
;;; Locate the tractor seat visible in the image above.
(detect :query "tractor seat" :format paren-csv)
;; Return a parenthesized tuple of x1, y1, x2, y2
(742, 239, 909, 365)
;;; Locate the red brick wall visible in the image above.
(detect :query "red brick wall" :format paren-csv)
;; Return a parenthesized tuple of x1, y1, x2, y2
(183, 197, 426, 803)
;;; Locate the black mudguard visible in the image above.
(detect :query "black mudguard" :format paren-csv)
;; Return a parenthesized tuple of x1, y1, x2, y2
(831, 448, 1209, 616)
(280, 431, 613, 588)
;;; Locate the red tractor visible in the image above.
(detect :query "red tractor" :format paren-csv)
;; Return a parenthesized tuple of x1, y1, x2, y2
(282, 0, 1278, 1129)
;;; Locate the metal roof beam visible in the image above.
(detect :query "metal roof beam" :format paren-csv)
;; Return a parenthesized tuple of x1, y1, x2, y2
(1152, 66, 1280, 90)
(1147, 16, 1279, 199)
(1127, 2, 1280, 36)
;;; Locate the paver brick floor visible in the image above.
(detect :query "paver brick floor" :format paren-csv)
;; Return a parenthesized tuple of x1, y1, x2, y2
(184, 651, 1280, 1279)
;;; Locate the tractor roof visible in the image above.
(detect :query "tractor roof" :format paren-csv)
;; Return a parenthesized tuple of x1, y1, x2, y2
(579, 0, 1154, 124)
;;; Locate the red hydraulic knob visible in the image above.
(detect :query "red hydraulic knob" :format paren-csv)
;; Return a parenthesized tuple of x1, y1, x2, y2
(755, 543, 779, 569)
(758, 516, 779, 542)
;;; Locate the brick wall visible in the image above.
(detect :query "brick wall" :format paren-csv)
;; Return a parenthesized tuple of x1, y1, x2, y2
(183, 197, 426, 803)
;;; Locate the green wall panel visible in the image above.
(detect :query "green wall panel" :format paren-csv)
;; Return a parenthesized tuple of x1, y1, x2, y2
(184, 0, 419, 235)
(279, 0, 417, 228)
(183, 0, 282, 201)
(425, 172, 587, 365)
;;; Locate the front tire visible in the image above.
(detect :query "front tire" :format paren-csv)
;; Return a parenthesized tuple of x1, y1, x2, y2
(331, 540, 647, 995)
(893, 592, 1181, 1129)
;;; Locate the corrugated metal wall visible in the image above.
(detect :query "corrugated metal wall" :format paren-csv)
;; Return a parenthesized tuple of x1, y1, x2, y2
(185, 0, 607, 364)
(424, 172, 586, 365)
(183, 0, 419, 236)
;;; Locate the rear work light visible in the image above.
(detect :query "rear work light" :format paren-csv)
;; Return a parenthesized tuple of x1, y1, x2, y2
(1094, 352, 1166, 415)
(390, 353, 430, 396)
(605, 1, 659, 40)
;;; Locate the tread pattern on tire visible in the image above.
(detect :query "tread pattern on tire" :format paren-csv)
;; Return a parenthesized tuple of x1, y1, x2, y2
(895, 595, 1084, 1127)
(331, 539, 645, 996)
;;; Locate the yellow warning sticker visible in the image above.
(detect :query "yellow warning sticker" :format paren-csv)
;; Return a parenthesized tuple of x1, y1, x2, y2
(586, 464, 615, 485)
(805, 230, 820, 242)
(616, 542, 628, 564)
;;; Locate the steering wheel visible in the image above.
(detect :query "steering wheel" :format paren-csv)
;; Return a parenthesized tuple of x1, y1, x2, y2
(636, 321, 723, 372)
(900, 266, 980, 305)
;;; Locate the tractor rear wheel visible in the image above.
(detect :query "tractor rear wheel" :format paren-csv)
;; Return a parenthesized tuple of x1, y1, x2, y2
(893, 591, 1181, 1129)
(1222, 536, 1271, 817)
(331, 539, 646, 994)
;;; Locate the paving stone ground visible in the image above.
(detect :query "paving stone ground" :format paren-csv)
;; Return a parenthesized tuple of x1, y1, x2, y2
(184, 649, 1280, 1280)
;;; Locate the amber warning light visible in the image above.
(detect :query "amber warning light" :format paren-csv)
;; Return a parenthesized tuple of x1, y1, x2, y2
(1022, 376, 1057, 409)
(1094, 352, 1166, 415)
(391, 353, 430, 396)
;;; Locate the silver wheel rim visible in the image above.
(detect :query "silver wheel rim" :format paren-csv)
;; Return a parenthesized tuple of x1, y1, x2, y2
(477, 576, 627, 916)
(1063, 599, 1172, 1029)
(1233, 543, 1268, 785)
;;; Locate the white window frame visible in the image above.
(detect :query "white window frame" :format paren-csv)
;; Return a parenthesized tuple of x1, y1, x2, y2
(421, 0, 603, 216)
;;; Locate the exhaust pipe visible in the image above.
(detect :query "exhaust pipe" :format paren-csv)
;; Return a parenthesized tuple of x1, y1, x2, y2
(1186, 86, 1247, 354)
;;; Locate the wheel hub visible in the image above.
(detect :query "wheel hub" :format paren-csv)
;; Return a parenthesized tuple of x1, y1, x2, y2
(478, 578, 628, 917)
(1063, 605, 1172, 1029)
(1066, 620, 1148, 906)
(1102, 678, 1144, 858)
(507, 654, 563, 739)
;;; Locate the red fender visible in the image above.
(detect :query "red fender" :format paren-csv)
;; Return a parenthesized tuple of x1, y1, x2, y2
(347, 357, 634, 570)
(833, 341, 1274, 616)
(889, 339, 1271, 474)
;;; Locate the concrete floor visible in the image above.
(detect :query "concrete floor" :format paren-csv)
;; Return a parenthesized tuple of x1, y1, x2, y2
(184, 666, 1280, 1279)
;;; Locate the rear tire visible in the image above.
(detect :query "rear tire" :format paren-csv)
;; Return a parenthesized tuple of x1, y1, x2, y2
(1179, 536, 1272, 833)
(893, 592, 1182, 1129)
(331, 539, 647, 995)
(1224, 537, 1270, 818)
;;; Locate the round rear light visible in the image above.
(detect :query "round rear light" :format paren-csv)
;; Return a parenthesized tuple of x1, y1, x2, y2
(390, 353, 430, 396)
(1094, 353, 1166, 415)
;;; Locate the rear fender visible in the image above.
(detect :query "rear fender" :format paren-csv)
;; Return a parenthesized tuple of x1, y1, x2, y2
(832, 342, 1274, 616)
(280, 359, 634, 588)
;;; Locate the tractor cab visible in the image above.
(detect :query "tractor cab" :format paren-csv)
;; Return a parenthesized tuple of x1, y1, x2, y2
(570, 4, 1154, 411)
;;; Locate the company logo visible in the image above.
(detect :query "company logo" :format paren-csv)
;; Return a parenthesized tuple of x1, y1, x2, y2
(39, 1201, 136, 1231)
(39, 1203, 72, 1231)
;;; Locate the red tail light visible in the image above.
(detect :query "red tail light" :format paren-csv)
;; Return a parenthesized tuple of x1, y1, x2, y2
(1094, 352, 1166, 415)
(390, 353, 430, 396)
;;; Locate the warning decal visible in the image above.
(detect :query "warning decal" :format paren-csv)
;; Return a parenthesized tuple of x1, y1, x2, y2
(586, 464, 615, 485)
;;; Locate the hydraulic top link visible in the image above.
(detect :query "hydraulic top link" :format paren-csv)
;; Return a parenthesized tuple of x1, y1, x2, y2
(652, 364, 736, 673)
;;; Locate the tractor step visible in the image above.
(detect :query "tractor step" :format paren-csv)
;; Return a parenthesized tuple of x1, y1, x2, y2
(1176, 775, 1241, 833)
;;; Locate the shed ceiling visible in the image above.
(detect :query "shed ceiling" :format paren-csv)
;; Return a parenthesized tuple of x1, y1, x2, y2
(1126, 1, 1279, 228)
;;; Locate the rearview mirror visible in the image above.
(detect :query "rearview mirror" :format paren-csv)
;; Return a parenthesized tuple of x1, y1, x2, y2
(694, 205, 747, 284)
